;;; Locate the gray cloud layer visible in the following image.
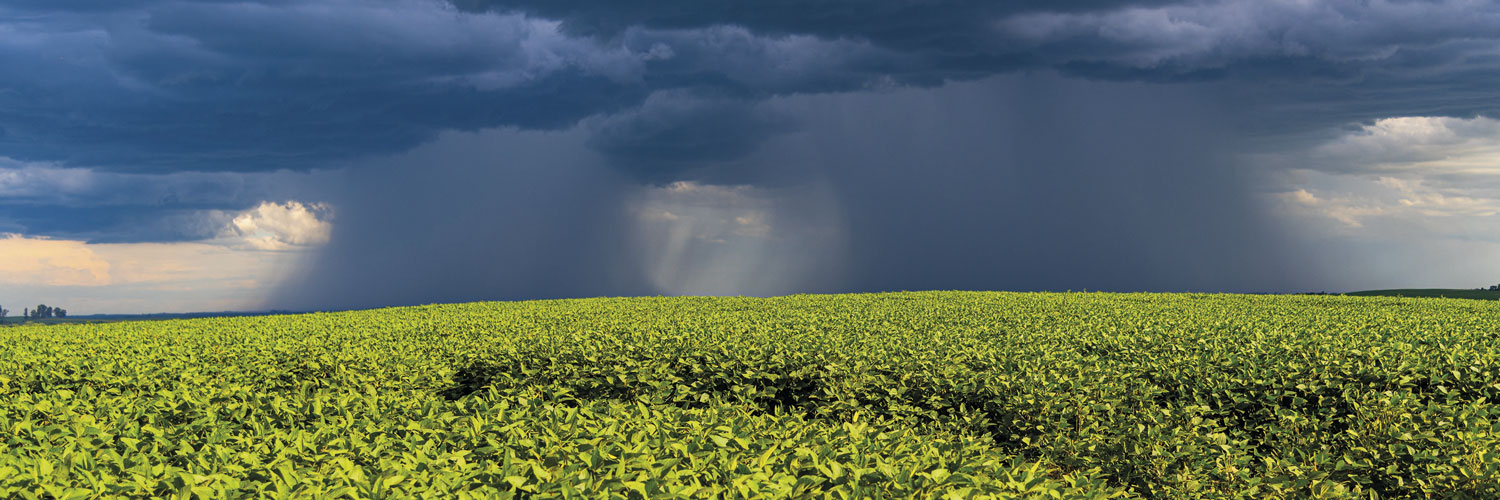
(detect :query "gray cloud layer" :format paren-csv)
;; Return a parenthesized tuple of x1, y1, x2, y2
(7, 0, 1498, 177)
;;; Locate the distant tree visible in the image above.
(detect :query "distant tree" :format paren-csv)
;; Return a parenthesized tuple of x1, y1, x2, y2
(34, 304, 52, 319)
(23, 308, 28, 320)
(0, 305, 7, 324)
(55, 308, 66, 318)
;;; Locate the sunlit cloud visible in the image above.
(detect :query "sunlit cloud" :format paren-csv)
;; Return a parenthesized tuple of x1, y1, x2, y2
(0, 200, 333, 313)
(218, 201, 334, 251)
(1272, 116, 1500, 230)
(629, 181, 843, 296)
(1312, 117, 1500, 176)
(1262, 115, 1500, 290)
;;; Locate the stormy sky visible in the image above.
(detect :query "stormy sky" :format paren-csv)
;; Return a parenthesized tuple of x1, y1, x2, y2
(3, 0, 1499, 313)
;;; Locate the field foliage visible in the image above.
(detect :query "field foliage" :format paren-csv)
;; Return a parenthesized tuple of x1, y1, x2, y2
(2, 292, 1498, 498)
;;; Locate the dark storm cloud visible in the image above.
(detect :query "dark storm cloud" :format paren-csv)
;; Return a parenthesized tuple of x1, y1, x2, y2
(269, 128, 651, 310)
(471, 0, 1500, 182)
(761, 76, 1318, 293)
(0, 162, 332, 242)
(447, 0, 1186, 52)
(0, 0, 656, 172)
(5, 0, 1500, 309)
(584, 90, 795, 183)
(0, 204, 229, 243)
(0, 162, 325, 208)
(0, 0, 901, 175)
(5, 0, 1499, 177)
(456, 0, 1500, 82)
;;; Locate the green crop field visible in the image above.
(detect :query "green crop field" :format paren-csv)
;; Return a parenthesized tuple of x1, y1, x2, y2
(2, 292, 1498, 498)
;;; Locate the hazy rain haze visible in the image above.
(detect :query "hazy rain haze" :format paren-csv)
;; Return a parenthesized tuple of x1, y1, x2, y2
(3, 0, 1500, 313)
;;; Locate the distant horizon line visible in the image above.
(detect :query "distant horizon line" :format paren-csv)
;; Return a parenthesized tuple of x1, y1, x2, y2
(14, 287, 1495, 318)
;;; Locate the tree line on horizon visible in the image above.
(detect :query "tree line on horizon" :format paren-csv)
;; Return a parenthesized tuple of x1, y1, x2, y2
(0, 304, 67, 323)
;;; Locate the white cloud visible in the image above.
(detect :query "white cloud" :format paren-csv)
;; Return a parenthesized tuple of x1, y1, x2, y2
(1269, 116, 1500, 238)
(1311, 116, 1500, 177)
(218, 201, 334, 251)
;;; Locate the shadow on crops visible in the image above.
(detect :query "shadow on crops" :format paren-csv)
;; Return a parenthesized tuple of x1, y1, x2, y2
(439, 357, 1041, 450)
